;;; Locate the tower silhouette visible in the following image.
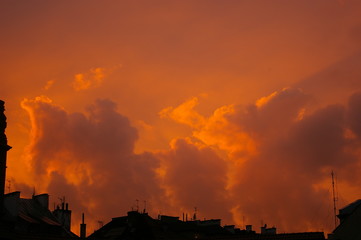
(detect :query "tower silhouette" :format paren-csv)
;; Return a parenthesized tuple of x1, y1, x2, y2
(0, 100, 12, 215)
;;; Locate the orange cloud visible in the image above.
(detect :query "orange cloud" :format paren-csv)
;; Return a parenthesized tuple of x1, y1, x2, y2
(19, 96, 164, 233)
(44, 80, 55, 90)
(72, 67, 106, 91)
(2, 1, 361, 237)
(12, 89, 361, 235)
(159, 88, 361, 233)
(159, 97, 206, 128)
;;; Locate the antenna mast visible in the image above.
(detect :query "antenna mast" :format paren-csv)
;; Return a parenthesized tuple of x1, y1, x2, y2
(331, 171, 338, 229)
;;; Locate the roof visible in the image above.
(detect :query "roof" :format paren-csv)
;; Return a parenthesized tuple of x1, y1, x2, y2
(87, 211, 327, 240)
(0, 193, 79, 239)
(88, 211, 231, 240)
(18, 198, 62, 226)
(338, 199, 361, 218)
(203, 232, 325, 240)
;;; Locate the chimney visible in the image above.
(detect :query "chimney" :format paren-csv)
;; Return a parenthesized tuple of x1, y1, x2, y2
(80, 213, 87, 239)
(261, 224, 276, 235)
(0, 100, 12, 215)
(33, 194, 49, 209)
(53, 201, 72, 231)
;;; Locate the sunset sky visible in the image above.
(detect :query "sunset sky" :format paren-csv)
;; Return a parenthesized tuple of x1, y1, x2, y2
(2, 0, 361, 235)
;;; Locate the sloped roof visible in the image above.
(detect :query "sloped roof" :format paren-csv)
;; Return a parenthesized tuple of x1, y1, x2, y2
(1, 193, 79, 239)
(338, 199, 361, 217)
(18, 198, 61, 226)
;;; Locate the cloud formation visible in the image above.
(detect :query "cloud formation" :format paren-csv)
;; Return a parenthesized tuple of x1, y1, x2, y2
(157, 138, 231, 221)
(20, 96, 162, 231)
(73, 67, 106, 91)
(15, 88, 361, 234)
(2, 1, 361, 237)
(161, 88, 361, 232)
(20, 95, 238, 227)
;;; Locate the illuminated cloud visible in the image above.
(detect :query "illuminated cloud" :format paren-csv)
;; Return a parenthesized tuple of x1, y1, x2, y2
(159, 97, 206, 128)
(2, 0, 361, 236)
(20, 96, 163, 232)
(162, 88, 361, 232)
(44, 80, 55, 90)
(73, 67, 106, 91)
(15, 88, 361, 234)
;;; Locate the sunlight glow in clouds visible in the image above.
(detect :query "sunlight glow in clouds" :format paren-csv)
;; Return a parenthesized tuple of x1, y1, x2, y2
(73, 67, 106, 91)
(15, 88, 361, 234)
(2, 0, 361, 236)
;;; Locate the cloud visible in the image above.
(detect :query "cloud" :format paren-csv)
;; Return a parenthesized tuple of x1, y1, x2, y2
(227, 103, 349, 231)
(20, 96, 163, 232)
(228, 90, 361, 232)
(347, 92, 361, 138)
(159, 97, 206, 128)
(44, 80, 55, 90)
(18, 88, 361, 234)
(161, 88, 361, 232)
(72, 67, 106, 91)
(157, 138, 232, 221)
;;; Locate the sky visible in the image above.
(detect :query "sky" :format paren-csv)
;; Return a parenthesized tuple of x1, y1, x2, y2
(2, 0, 361, 235)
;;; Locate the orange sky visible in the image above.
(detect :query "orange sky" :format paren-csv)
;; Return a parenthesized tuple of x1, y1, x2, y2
(2, 0, 361, 236)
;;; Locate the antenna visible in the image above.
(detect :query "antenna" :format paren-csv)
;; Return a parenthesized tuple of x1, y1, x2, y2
(143, 200, 147, 213)
(331, 171, 338, 229)
(136, 199, 139, 212)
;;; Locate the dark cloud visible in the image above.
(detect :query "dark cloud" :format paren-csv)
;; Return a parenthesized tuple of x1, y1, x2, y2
(347, 92, 361, 138)
(295, 51, 361, 106)
(224, 89, 361, 232)
(158, 138, 231, 221)
(233, 88, 312, 138)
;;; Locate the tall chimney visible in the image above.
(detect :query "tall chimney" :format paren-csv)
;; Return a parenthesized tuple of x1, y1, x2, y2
(0, 100, 11, 215)
(80, 213, 87, 239)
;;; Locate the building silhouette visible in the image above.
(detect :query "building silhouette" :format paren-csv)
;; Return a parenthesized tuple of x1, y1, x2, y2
(328, 199, 361, 240)
(87, 210, 325, 240)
